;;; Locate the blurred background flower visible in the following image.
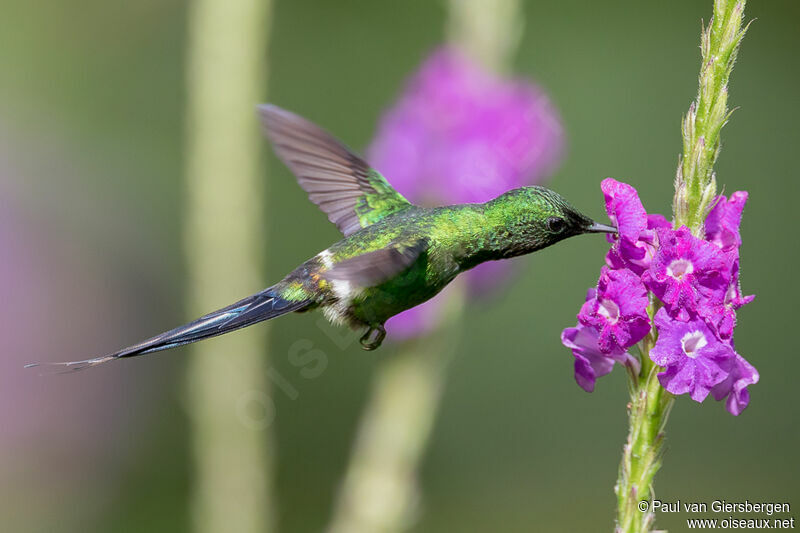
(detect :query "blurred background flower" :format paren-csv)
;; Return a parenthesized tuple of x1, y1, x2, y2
(368, 46, 564, 338)
(0, 125, 175, 531)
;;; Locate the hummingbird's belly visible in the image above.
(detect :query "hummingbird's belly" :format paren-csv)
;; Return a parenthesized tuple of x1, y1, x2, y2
(346, 261, 452, 326)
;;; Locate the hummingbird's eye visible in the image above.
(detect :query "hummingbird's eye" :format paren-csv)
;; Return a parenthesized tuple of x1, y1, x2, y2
(546, 217, 566, 233)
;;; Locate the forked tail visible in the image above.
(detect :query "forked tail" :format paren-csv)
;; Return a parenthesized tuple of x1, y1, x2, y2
(26, 287, 311, 372)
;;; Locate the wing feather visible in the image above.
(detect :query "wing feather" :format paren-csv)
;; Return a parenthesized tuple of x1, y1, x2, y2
(323, 239, 428, 287)
(259, 104, 412, 236)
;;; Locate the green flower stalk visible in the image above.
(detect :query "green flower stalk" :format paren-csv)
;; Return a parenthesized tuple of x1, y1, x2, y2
(325, 288, 465, 533)
(183, 1, 274, 532)
(674, 0, 749, 234)
(328, 0, 561, 533)
(615, 2, 749, 532)
(445, 0, 523, 73)
(615, 326, 674, 533)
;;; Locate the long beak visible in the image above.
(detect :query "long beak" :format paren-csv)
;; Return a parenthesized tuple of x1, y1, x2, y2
(585, 221, 617, 234)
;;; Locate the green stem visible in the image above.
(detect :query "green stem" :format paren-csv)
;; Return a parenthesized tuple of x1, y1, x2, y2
(445, 0, 523, 73)
(615, 324, 674, 533)
(325, 285, 465, 533)
(326, 3, 521, 532)
(616, 2, 748, 531)
(674, 0, 748, 233)
(183, 1, 274, 532)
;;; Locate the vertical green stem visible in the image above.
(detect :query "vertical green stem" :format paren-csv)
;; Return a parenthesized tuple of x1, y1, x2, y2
(615, 325, 673, 533)
(616, 2, 747, 531)
(325, 286, 465, 533)
(674, 0, 748, 233)
(325, 3, 521, 531)
(445, 0, 523, 73)
(183, 1, 274, 533)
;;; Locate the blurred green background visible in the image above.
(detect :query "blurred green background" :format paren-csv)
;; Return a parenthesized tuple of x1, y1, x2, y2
(1, 0, 797, 531)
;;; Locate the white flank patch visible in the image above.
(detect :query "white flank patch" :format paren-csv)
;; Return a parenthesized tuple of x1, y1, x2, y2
(322, 279, 360, 327)
(332, 279, 353, 301)
(318, 249, 334, 269)
(322, 305, 348, 326)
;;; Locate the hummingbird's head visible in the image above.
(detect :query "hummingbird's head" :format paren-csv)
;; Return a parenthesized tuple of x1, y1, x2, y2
(485, 186, 616, 257)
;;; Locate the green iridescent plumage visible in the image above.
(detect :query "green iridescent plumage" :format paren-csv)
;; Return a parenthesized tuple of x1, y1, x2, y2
(28, 105, 614, 371)
(276, 186, 605, 348)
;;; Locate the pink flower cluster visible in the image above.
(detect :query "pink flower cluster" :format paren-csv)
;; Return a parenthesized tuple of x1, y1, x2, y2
(562, 179, 758, 415)
(368, 47, 564, 338)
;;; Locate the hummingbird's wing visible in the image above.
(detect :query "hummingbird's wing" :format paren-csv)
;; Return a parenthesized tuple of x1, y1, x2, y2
(323, 238, 427, 287)
(258, 104, 411, 236)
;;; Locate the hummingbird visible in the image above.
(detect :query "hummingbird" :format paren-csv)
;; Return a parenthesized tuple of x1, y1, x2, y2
(28, 104, 615, 371)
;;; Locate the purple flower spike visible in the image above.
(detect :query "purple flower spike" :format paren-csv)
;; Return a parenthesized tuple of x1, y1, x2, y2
(643, 226, 731, 318)
(650, 309, 735, 402)
(370, 46, 565, 340)
(711, 353, 759, 415)
(578, 267, 650, 353)
(705, 191, 748, 251)
(563, 178, 757, 410)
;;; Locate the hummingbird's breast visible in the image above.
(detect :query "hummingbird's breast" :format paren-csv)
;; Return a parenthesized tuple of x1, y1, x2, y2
(281, 204, 502, 328)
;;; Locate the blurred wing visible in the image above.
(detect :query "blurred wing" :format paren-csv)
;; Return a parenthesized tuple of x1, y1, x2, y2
(259, 104, 411, 236)
(324, 239, 427, 287)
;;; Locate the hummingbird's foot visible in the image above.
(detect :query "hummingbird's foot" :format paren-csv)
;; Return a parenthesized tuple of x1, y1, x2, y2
(360, 325, 386, 351)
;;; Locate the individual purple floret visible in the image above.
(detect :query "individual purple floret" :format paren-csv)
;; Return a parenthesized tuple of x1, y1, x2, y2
(647, 214, 672, 232)
(705, 191, 748, 251)
(605, 214, 671, 275)
(643, 226, 731, 319)
(711, 353, 759, 416)
(707, 259, 755, 339)
(700, 191, 754, 338)
(563, 290, 639, 392)
(601, 178, 671, 275)
(650, 308, 736, 402)
(601, 178, 647, 243)
(368, 47, 565, 338)
(578, 267, 650, 354)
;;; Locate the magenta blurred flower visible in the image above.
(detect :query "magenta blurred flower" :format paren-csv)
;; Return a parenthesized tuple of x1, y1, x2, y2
(368, 47, 565, 338)
(0, 152, 156, 526)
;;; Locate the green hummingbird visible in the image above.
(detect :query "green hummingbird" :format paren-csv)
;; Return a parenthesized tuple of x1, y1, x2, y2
(29, 104, 615, 371)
